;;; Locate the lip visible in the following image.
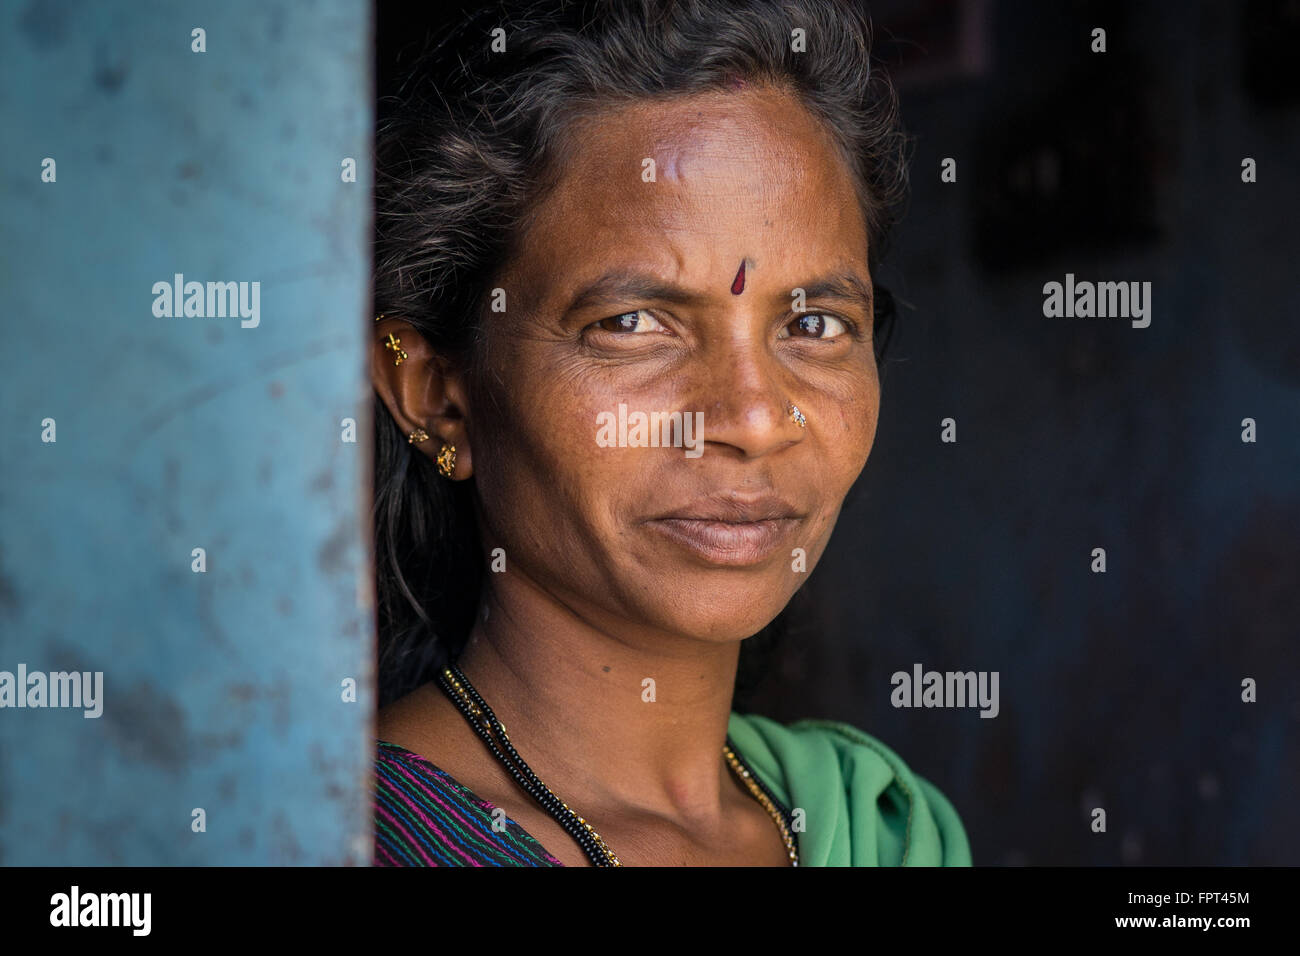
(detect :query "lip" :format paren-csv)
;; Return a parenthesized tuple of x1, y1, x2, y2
(647, 517, 800, 566)
(646, 493, 804, 567)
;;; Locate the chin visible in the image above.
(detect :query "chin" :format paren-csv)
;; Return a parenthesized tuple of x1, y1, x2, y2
(668, 598, 790, 644)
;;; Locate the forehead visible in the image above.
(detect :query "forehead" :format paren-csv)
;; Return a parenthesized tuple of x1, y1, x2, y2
(509, 85, 870, 297)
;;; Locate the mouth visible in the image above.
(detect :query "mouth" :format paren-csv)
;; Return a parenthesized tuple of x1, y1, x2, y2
(646, 494, 804, 567)
(646, 517, 801, 566)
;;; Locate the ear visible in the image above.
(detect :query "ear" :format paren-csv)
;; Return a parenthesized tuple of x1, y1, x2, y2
(371, 317, 474, 479)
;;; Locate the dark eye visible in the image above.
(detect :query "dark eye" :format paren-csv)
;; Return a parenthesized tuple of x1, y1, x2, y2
(779, 313, 849, 339)
(592, 309, 668, 334)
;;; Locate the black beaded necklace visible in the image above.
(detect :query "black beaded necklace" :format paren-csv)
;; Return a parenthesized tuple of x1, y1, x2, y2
(435, 661, 799, 866)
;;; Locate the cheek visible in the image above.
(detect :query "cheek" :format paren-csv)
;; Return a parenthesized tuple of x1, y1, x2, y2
(815, 358, 880, 474)
(471, 350, 636, 528)
(846, 375, 881, 459)
(792, 381, 876, 545)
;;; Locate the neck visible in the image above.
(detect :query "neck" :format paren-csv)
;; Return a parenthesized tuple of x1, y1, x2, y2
(452, 568, 743, 824)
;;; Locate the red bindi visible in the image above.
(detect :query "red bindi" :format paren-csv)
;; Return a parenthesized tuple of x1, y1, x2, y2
(730, 260, 746, 295)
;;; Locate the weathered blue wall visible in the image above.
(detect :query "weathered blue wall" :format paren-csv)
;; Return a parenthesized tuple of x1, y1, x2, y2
(0, 0, 374, 864)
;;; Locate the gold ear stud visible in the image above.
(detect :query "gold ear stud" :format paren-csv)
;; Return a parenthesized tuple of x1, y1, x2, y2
(384, 332, 408, 366)
(408, 428, 430, 444)
(436, 442, 457, 479)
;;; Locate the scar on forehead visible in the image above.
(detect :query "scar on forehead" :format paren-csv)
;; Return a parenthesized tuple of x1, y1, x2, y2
(730, 260, 746, 295)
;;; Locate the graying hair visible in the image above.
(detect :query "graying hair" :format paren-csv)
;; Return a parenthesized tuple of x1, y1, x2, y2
(372, 0, 909, 706)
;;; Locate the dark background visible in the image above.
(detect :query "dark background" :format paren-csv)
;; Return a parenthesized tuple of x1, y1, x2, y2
(377, 0, 1300, 865)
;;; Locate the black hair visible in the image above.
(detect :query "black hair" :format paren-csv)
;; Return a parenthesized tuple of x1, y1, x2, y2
(372, 0, 910, 707)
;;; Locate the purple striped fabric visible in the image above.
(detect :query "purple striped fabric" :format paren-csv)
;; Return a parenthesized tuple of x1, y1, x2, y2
(373, 740, 564, 866)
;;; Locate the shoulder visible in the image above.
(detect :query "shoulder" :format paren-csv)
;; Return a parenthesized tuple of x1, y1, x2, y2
(727, 712, 972, 867)
(372, 740, 563, 866)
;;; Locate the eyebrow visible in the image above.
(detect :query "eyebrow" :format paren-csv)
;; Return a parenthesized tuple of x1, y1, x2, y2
(564, 271, 706, 314)
(798, 272, 875, 311)
(560, 268, 874, 314)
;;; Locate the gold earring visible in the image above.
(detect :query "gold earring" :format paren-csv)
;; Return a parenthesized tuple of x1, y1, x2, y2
(787, 402, 807, 428)
(384, 332, 408, 366)
(436, 442, 457, 479)
(408, 428, 430, 444)
(374, 313, 386, 323)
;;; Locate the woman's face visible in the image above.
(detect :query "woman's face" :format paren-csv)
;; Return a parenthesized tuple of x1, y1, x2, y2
(467, 84, 880, 643)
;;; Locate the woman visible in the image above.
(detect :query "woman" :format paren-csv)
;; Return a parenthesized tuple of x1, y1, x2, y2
(370, 0, 971, 866)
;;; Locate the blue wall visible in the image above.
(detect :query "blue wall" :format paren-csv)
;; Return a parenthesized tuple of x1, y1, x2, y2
(0, 0, 374, 864)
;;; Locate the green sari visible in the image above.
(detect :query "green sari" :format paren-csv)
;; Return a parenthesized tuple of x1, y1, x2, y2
(728, 712, 972, 866)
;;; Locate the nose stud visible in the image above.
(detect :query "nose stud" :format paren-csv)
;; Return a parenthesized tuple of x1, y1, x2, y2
(787, 402, 806, 428)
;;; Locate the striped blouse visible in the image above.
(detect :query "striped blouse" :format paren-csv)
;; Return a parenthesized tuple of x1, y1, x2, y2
(373, 714, 972, 866)
(373, 739, 564, 866)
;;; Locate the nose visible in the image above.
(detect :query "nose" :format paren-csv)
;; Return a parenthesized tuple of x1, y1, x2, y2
(689, 336, 803, 460)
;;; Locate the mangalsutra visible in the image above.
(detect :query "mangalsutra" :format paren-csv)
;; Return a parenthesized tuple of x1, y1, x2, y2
(436, 662, 799, 867)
